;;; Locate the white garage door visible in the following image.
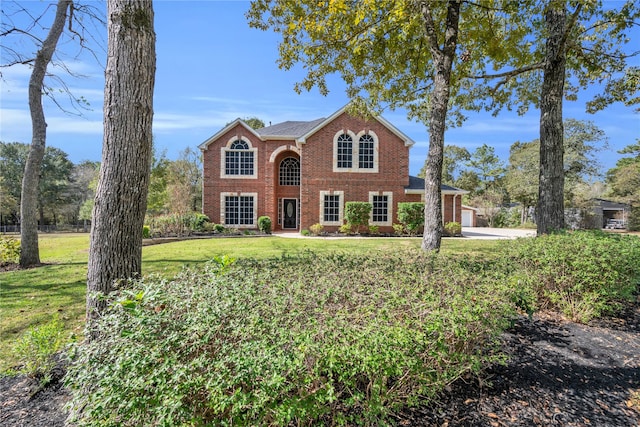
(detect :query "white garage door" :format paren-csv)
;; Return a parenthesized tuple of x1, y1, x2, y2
(461, 210, 473, 227)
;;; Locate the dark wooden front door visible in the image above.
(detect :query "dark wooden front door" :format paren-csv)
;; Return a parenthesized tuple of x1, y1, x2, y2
(283, 199, 297, 229)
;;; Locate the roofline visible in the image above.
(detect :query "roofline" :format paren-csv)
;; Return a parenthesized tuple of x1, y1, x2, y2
(404, 188, 469, 195)
(198, 119, 263, 150)
(295, 103, 415, 147)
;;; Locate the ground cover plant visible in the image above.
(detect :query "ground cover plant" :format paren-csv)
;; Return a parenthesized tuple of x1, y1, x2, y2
(0, 233, 500, 371)
(503, 230, 640, 323)
(65, 251, 517, 426)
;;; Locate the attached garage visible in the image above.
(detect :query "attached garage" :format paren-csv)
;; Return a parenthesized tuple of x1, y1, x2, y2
(461, 205, 477, 227)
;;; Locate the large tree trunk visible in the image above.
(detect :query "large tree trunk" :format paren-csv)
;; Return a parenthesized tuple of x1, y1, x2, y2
(420, 0, 461, 252)
(537, 4, 566, 235)
(19, 0, 71, 268)
(86, 0, 156, 332)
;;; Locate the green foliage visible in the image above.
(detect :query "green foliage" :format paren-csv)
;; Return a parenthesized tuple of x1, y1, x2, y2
(0, 235, 20, 264)
(146, 212, 210, 237)
(397, 203, 424, 235)
(393, 223, 405, 236)
(142, 225, 151, 239)
(300, 229, 311, 236)
(338, 223, 353, 235)
(502, 231, 640, 323)
(214, 223, 225, 233)
(368, 225, 379, 235)
(258, 216, 272, 234)
(443, 222, 462, 236)
(65, 252, 514, 426)
(343, 201, 372, 234)
(309, 223, 323, 236)
(13, 316, 67, 385)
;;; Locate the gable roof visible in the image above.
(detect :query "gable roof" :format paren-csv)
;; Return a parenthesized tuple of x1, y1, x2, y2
(295, 104, 415, 147)
(198, 104, 416, 150)
(198, 118, 263, 150)
(255, 118, 326, 140)
(405, 175, 468, 195)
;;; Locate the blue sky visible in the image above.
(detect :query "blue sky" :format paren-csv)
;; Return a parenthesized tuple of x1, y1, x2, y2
(1, 0, 638, 177)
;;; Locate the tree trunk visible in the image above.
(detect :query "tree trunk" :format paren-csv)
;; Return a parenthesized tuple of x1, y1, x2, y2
(420, 0, 461, 252)
(537, 3, 566, 235)
(86, 0, 156, 332)
(19, 0, 71, 267)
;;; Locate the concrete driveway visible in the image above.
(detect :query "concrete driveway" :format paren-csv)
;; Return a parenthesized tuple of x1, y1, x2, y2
(461, 227, 536, 239)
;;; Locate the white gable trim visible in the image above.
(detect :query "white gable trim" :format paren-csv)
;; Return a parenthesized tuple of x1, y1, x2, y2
(199, 119, 263, 150)
(295, 104, 415, 147)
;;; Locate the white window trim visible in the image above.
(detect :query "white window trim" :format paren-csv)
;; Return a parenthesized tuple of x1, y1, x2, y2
(319, 190, 344, 226)
(332, 129, 379, 173)
(369, 191, 393, 226)
(220, 136, 258, 179)
(220, 192, 258, 228)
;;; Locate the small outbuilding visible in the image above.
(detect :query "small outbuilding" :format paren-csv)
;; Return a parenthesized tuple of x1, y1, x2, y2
(461, 205, 478, 227)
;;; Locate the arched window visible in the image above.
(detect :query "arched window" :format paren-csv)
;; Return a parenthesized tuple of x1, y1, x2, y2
(279, 157, 300, 186)
(225, 139, 254, 176)
(359, 134, 374, 169)
(336, 133, 353, 168)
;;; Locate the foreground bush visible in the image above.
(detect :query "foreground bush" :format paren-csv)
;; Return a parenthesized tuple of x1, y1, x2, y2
(66, 252, 514, 426)
(504, 230, 640, 323)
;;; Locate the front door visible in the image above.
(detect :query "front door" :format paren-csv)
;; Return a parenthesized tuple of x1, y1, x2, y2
(283, 199, 297, 229)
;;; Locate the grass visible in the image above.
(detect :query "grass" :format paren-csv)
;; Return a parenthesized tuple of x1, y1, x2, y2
(0, 233, 501, 371)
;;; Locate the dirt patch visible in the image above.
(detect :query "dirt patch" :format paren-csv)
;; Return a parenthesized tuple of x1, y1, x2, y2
(1, 307, 639, 426)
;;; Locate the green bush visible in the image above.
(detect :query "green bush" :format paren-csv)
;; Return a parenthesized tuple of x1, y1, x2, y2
(368, 225, 379, 235)
(13, 316, 67, 385)
(65, 252, 514, 426)
(397, 202, 424, 235)
(214, 223, 225, 233)
(301, 229, 311, 236)
(309, 223, 323, 236)
(142, 225, 151, 239)
(503, 230, 640, 323)
(0, 235, 20, 264)
(393, 223, 405, 235)
(444, 222, 462, 236)
(146, 212, 211, 237)
(344, 201, 372, 234)
(339, 223, 353, 234)
(258, 216, 272, 234)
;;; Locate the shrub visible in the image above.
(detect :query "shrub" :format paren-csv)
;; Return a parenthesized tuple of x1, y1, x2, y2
(142, 225, 151, 239)
(13, 316, 67, 385)
(188, 213, 211, 232)
(339, 223, 353, 235)
(258, 216, 272, 234)
(0, 235, 20, 264)
(214, 223, 225, 233)
(397, 202, 424, 235)
(444, 221, 462, 236)
(301, 229, 311, 236)
(65, 252, 514, 426)
(393, 223, 405, 235)
(503, 230, 640, 323)
(344, 201, 372, 234)
(309, 223, 323, 236)
(368, 225, 379, 235)
(146, 212, 211, 237)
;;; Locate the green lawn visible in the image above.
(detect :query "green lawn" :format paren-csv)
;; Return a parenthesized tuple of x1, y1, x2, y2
(0, 233, 500, 371)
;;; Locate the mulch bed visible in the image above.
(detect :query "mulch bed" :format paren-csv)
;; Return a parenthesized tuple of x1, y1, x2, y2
(2, 307, 639, 426)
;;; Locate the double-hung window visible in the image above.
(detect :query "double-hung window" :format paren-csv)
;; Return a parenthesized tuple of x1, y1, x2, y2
(222, 193, 256, 227)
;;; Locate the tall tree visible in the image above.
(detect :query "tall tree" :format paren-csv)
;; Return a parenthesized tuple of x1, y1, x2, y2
(87, 0, 156, 329)
(607, 141, 640, 229)
(469, 1, 639, 234)
(248, 0, 526, 251)
(18, 0, 72, 267)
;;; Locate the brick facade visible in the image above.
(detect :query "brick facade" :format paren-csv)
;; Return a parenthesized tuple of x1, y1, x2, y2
(200, 106, 467, 233)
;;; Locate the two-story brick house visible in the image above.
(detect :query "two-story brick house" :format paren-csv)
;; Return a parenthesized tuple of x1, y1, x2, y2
(199, 105, 467, 233)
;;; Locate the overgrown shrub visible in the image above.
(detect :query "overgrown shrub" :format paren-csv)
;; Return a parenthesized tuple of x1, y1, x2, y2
(397, 202, 424, 235)
(66, 252, 514, 426)
(146, 212, 211, 237)
(0, 235, 20, 264)
(258, 216, 272, 234)
(444, 221, 462, 236)
(503, 230, 640, 323)
(13, 316, 67, 385)
(309, 223, 323, 236)
(344, 201, 372, 234)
